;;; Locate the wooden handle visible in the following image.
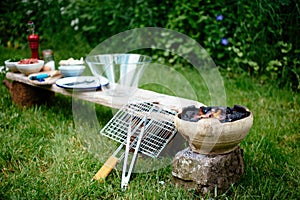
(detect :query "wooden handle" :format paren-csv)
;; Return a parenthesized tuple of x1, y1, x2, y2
(93, 156, 119, 182)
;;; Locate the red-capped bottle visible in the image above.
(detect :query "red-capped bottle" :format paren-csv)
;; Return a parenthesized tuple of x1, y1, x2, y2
(27, 21, 39, 59)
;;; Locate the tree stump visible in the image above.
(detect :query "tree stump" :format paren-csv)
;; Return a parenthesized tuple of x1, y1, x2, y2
(3, 79, 54, 107)
(172, 146, 244, 196)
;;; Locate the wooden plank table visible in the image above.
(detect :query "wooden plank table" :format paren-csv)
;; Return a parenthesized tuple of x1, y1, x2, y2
(5, 72, 204, 111)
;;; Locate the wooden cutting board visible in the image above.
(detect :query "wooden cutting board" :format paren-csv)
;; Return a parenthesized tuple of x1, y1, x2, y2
(28, 70, 63, 85)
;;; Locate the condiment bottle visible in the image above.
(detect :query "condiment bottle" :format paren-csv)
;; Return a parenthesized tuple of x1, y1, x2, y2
(42, 49, 55, 71)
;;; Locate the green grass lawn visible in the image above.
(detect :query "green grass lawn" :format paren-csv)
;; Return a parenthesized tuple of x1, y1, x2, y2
(0, 47, 299, 199)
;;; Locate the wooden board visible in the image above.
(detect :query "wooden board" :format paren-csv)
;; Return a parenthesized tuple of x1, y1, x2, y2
(28, 71, 63, 85)
(5, 72, 205, 111)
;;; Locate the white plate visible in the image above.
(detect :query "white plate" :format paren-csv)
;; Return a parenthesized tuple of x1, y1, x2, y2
(56, 76, 109, 91)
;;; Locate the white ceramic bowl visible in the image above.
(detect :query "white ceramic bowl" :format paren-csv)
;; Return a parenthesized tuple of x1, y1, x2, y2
(4, 60, 19, 72)
(59, 65, 85, 77)
(16, 60, 44, 75)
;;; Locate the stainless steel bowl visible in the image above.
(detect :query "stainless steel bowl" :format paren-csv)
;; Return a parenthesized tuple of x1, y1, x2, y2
(86, 54, 151, 96)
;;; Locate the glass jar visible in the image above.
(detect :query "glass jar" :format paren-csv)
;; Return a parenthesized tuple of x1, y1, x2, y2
(42, 49, 55, 71)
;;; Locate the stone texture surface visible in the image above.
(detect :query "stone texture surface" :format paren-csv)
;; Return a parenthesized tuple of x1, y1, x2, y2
(172, 146, 244, 196)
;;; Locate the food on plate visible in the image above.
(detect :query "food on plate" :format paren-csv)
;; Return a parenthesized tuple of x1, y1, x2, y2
(59, 57, 84, 65)
(18, 58, 39, 64)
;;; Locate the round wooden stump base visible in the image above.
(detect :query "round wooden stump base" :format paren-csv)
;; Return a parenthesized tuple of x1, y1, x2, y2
(172, 146, 244, 196)
(3, 80, 54, 107)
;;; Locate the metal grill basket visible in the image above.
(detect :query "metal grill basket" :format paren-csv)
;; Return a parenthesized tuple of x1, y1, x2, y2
(100, 101, 177, 158)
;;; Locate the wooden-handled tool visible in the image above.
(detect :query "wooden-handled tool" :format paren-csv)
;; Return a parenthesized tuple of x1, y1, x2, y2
(93, 140, 128, 182)
(93, 114, 135, 182)
(93, 154, 119, 181)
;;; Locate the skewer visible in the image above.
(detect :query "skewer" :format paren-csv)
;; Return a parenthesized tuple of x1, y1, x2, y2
(121, 115, 147, 190)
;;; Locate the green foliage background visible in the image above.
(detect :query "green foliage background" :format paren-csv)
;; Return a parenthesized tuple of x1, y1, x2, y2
(0, 0, 299, 90)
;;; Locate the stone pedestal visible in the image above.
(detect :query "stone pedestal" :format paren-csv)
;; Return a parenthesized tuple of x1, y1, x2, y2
(172, 146, 244, 196)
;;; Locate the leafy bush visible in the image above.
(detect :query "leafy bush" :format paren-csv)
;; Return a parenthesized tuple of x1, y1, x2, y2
(0, 0, 299, 90)
(163, 0, 300, 90)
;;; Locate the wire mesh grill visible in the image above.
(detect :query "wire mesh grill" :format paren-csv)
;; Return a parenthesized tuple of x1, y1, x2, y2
(100, 101, 177, 158)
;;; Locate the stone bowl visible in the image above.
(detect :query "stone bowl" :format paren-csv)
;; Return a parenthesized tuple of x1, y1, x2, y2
(16, 60, 44, 75)
(174, 106, 253, 155)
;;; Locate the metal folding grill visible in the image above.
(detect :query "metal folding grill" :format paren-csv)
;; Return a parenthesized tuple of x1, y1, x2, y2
(100, 101, 178, 158)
